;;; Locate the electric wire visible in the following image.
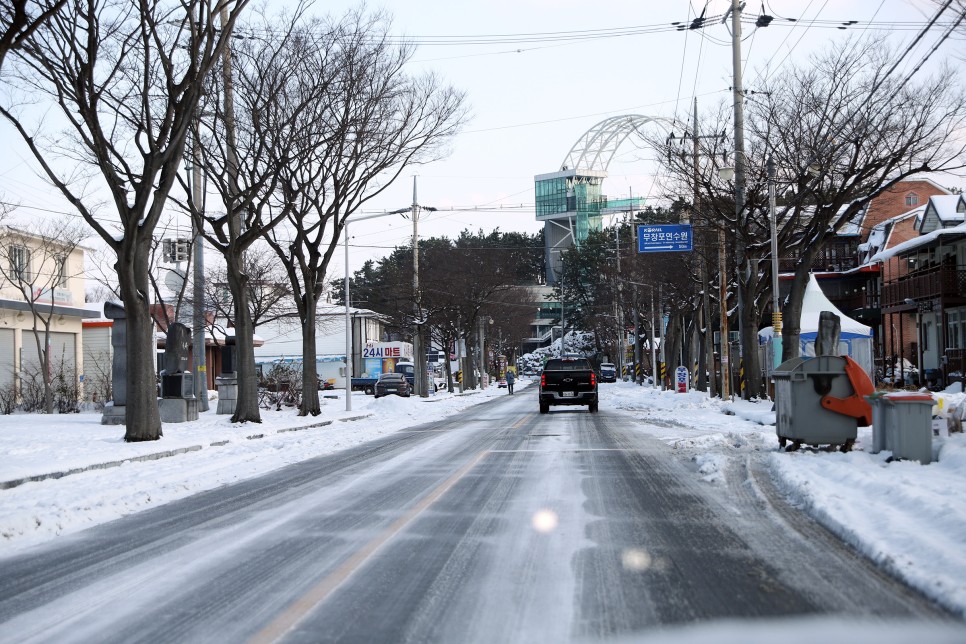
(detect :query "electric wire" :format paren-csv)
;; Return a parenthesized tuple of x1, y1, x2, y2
(671, 1, 698, 124)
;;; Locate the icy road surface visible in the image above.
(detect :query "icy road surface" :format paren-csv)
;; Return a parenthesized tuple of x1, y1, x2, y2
(0, 391, 954, 643)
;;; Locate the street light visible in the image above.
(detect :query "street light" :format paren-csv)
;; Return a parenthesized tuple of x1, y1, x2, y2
(767, 155, 783, 373)
(551, 249, 566, 355)
(342, 209, 414, 411)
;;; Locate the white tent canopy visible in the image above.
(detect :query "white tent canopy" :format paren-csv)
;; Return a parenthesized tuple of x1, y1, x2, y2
(759, 274, 872, 339)
(759, 274, 874, 377)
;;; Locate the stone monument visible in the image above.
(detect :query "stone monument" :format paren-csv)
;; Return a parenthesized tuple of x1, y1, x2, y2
(216, 336, 238, 415)
(158, 321, 198, 422)
(101, 302, 128, 425)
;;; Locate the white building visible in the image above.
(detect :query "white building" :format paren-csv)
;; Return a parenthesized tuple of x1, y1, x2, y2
(0, 227, 95, 401)
(252, 304, 387, 389)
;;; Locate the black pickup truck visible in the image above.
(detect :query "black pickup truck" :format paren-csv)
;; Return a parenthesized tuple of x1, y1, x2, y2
(539, 356, 598, 413)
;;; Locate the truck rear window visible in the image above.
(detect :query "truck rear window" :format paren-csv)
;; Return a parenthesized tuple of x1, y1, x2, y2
(544, 359, 592, 371)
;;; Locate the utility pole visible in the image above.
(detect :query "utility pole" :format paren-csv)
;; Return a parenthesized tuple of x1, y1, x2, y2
(728, 0, 749, 398)
(191, 127, 208, 411)
(633, 285, 641, 384)
(411, 178, 425, 397)
(692, 98, 715, 397)
(658, 284, 665, 389)
(219, 6, 240, 247)
(344, 219, 352, 411)
(387, 178, 437, 398)
(650, 288, 659, 389)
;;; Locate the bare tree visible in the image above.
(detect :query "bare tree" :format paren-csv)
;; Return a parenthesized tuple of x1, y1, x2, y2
(751, 38, 966, 363)
(1, 0, 249, 439)
(198, 243, 295, 331)
(0, 219, 87, 412)
(0, 0, 66, 70)
(262, 8, 467, 415)
(182, 4, 330, 422)
(656, 38, 966, 397)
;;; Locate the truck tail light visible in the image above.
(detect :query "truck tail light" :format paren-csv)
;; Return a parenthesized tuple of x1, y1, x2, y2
(540, 373, 546, 387)
(590, 372, 597, 386)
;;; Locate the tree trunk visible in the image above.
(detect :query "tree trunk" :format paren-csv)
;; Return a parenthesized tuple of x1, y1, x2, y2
(737, 260, 764, 399)
(781, 261, 812, 362)
(31, 321, 54, 414)
(226, 255, 260, 423)
(300, 293, 321, 416)
(444, 333, 454, 393)
(117, 245, 162, 441)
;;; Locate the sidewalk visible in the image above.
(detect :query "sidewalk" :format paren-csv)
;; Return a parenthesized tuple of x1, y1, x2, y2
(0, 386, 490, 490)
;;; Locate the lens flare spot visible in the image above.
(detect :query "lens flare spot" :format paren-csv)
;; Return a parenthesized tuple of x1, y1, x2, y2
(621, 548, 652, 571)
(531, 509, 559, 533)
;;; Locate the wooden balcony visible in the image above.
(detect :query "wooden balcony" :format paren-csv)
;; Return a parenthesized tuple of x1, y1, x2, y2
(882, 264, 966, 308)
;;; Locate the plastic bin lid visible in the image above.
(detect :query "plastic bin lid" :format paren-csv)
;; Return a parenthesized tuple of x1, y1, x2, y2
(882, 392, 934, 402)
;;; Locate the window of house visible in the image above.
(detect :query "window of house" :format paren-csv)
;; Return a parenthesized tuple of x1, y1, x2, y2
(905, 193, 919, 207)
(948, 311, 961, 350)
(9, 245, 31, 281)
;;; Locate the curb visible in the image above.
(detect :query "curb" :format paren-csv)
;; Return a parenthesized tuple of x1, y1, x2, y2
(0, 413, 374, 491)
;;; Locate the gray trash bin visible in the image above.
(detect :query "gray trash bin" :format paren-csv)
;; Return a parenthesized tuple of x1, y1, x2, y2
(882, 392, 934, 464)
(865, 393, 890, 453)
(773, 355, 870, 450)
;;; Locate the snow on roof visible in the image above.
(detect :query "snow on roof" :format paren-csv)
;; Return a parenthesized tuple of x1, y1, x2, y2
(760, 274, 871, 338)
(869, 220, 966, 263)
(838, 203, 866, 236)
(82, 302, 110, 323)
(860, 206, 926, 261)
(931, 194, 966, 222)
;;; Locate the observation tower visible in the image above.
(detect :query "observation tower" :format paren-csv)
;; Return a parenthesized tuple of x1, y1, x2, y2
(535, 114, 666, 283)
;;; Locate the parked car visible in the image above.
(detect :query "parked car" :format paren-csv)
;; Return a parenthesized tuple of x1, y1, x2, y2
(374, 372, 411, 398)
(599, 362, 617, 382)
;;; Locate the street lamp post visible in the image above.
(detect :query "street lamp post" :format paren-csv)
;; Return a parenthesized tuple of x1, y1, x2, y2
(553, 249, 566, 355)
(342, 208, 420, 411)
(768, 155, 783, 373)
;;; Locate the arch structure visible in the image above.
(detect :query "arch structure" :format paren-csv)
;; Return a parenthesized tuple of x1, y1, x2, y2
(536, 114, 675, 284)
(561, 114, 672, 172)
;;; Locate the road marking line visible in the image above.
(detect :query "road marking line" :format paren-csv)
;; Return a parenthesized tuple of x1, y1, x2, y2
(489, 448, 637, 453)
(511, 414, 533, 429)
(248, 450, 489, 644)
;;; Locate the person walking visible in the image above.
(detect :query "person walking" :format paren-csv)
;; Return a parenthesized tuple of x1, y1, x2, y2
(506, 369, 515, 394)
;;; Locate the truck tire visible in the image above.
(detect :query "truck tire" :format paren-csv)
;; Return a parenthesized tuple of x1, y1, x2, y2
(539, 401, 549, 414)
(364, 385, 374, 395)
(589, 402, 598, 413)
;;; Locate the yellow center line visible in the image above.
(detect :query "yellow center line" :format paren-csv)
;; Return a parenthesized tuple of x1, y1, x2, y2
(248, 449, 490, 644)
(511, 413, 533, 429)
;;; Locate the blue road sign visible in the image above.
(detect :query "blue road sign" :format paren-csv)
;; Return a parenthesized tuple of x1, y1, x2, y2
(637, 224, 693, 253)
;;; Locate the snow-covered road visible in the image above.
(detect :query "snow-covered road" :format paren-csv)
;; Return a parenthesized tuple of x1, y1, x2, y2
(1, 380, 965, 640)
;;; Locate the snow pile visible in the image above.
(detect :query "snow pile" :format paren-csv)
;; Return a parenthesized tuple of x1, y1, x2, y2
(767, 436, 966, 613)
(0, 384, 524, 554)
(599, 382, 966, 616)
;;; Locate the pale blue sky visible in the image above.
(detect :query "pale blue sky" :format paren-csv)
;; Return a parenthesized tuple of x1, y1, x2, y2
(0, 0, 955, 277)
